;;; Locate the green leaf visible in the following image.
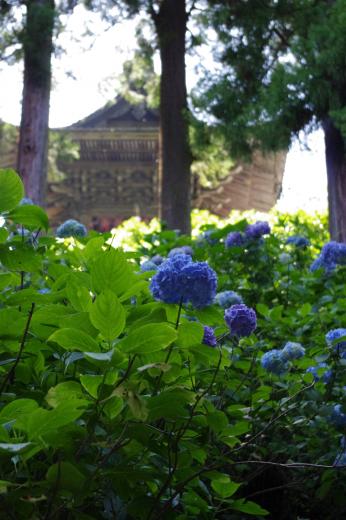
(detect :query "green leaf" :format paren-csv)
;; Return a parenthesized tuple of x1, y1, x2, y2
(231, 499, 269, 516)
(206, 410, 229, 433)
(80, 374, 104, 399)
(67, 282, 92, 312)
(8, 204, 49, 230)
(46, 461, 86, 492)
(91, 248, 135, 296)
(103, 396, 124, 419)
(0, 244, 42, 272)
(119, 323, 177, 354)
(46, 381, 89, 408)
(0, 169, 24, 213)
(177, 321, 204, 348)
(89, 290, 126, 341)
(48, 328, 100, 352)
(0, 399, 39, 426)
(210, 473, 240, 498)
(0, 228, 9, 243)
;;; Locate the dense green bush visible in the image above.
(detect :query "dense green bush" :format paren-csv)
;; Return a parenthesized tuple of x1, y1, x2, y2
(0, 169, 345, 519)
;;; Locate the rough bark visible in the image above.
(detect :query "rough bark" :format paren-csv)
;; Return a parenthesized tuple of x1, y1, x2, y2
(17, 0, 55, 205)
(154, 0, 192, 235)
(323, 117, 346, 242)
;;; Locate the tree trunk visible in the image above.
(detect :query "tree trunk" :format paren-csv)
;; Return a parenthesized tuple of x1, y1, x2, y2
(155, 0, 192, 234)
(17, 0, 55, 206)
(323, 117, 346, 242)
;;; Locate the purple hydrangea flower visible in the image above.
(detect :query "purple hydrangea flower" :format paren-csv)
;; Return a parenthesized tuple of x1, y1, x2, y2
(224, 304, 257, 337)
(306, 362, 332, 383)
(56, 219, 87, 238)
(281, 342, 305, 361)
(286, 235, 310, 248)
(245, 221, 271, 240)
(225, 231, 244, 248)
(330, 405, 346, 427)
(150, 254, 217, 308)
(310, 241, 346, 272)
(214, 290, 243, 308)
(325, 328, 346, 358)
(203, 326, 217, 347)
(261, 349, 288, 375)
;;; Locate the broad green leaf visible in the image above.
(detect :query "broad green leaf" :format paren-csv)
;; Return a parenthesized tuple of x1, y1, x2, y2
(46, 381, 89, 408)
(0, 169, 24, 213)
(103, 396, 124, 419)
(119, 280, 148, 302)
(48, 328, 100, 352)
(119, 323, 177, 355)
(8, 204, 49, 230)
(0, 228, 8, 243)
(210, 473, 240, 498)
(46, 461, 86, 492)
(67, 283, 92, 312)
(127, 391, 148, 421)
(80, 374, 104, 399)
(206, 410, 229, 433)
(89, 290, 126, 341)
(231, 499, 269, 516)
(0, 399, 39, 427)
(177, 321, 204, 348)
(90, 248, 135, 296)
(0, 244, 42, 272)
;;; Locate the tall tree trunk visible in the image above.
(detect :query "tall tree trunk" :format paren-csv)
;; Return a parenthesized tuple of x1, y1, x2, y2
(323, 117, 346, 242)
(155, 0, 192, 234)
(17, 0, 55, 205)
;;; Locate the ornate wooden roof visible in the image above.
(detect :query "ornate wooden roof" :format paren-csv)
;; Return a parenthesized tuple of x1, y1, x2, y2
(67, 96, 159, 129)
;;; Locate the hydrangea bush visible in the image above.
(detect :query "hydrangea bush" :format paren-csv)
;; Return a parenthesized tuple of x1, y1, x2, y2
(0, 169, 345, 519)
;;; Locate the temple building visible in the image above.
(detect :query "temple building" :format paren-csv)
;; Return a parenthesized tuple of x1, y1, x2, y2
(0, 97, 286, 228)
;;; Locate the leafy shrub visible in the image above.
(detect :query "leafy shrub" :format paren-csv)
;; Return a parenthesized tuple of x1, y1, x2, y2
(0, 169, 345, 519)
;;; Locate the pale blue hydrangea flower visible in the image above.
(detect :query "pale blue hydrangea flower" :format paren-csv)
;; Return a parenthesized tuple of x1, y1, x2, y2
(281, 342, 305, 361)
(306, 363, 332, 383)
(140, 260, 158, 272)
(261, 350, 288, 375)
(214, 290, 243, 308)
(56, 219, 87, 238)
(325, 328, 346, 358)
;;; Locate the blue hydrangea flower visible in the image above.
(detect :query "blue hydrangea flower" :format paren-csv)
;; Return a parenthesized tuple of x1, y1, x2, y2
(306, 363, 332, 383)
(334, 452, 346, 466)
(151, 254, 164, 266)
(225, 231, 244, 248)
(197, 229, 218, 246)
(214, 290, 243, 308)
(330, 405, 346, 427)
(310, 241, 346, 272)
(224, 304, 257, 337)
(286, 235, 310, 248)
(261, 350, 288, 375)
(340, 435, 346, 450)
(150, 254, 217, 308)
(279, 253, 292, 265)
(168, 246, 193, 258)
(20, 197, 34, 205)
(245, 221, 271, 239)
(56, 219, 87, 238)
(325, 328, 346, 358)
(203, 326, 217, 347)
(38, 288, 50, 294)
(281, 342, 305, 361)
(140, 260, 158, 272)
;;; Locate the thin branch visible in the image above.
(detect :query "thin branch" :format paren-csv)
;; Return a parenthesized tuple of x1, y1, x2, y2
(0, 302, 35, 394)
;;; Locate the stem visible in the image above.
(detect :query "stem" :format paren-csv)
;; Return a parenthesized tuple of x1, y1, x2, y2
(0, 302, 35, 394)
